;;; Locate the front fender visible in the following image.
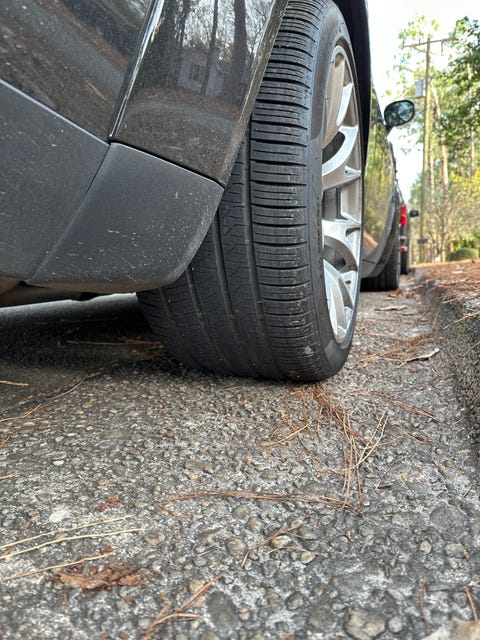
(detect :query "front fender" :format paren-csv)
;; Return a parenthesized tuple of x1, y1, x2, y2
(110, 0, 289, 185)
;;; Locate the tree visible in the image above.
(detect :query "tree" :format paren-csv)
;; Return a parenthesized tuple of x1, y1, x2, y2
(440, 18, 480, 177)
(222, 0, 248, 103)
(391, 15, 480, 261)
(201, 0, 219, 95)
(427, 172, 480, 260)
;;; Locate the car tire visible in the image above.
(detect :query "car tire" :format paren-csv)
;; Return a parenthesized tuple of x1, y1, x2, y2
(138, 0, 364, 381)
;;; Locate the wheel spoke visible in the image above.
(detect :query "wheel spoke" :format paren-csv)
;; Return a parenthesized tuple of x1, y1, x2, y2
(322, 125, 361, 191)
(324, 262, 354, 342)
(323, 218, 361, 272)
(324, 56, 346, 146)
(337, 83, 354, 129)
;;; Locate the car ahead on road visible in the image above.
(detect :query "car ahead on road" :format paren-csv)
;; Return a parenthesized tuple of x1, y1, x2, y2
(0, 0, 413, 381)
(399, 197, 410, 276)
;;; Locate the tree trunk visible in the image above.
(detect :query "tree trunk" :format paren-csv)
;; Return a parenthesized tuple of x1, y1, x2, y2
(201, 0, 219, 95)
(223, 0, 248, 103)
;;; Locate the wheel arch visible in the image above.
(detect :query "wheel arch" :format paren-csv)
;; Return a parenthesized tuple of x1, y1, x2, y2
(111, 0, 290, 186)
(111, 0, 370, 185)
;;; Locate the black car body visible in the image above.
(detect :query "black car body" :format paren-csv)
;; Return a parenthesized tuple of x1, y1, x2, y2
(0, 0, 413, 380)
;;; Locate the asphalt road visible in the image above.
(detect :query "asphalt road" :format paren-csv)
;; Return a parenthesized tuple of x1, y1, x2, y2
(0, 280, 479, 640)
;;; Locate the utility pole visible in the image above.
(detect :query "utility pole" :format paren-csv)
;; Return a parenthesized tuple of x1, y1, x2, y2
(404, 35, 455, 263)
(420, 37, 431, 263)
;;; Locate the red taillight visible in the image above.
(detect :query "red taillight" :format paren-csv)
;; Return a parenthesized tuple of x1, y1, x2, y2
(400, 203, 408, 227)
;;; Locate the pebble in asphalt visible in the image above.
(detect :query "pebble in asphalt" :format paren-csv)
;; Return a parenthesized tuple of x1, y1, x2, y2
(0, 277, 479, 639)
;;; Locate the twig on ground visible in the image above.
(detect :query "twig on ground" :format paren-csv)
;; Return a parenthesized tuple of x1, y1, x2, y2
(375, 305, 407, 311)
(0, 435, 11, 449)
(0, 515, 134, 553)
(142, 575, 223, 638)
(241, 524, 302, 568)
(460, 339, 480, 358)
(16, 508, 39, 543)
(157, 503, 193, 519)
(0, 526, 143, 561)
(268, 420, 312, 446)
(461, 482, 475, 502)
(354, 412, 388, 470)
(350, 334, 435, 370)
(282, 384, 367, 506)
(420, 580, 429, 632)
(0, 403, 43, 425)
(466, 587, 478, 622)
(0, 553, 112, 584)
(340, 413, 362, 506)
(374, 463, 396, 490)
(401, 347, 440, 364)
(452, 309, 480, 323)
(0, 370, 103, 425)
(0, 380, 29, 387)
(354, 390, 438, 422)
(156, 490, 357, 512)
(269, 386, 313, 446)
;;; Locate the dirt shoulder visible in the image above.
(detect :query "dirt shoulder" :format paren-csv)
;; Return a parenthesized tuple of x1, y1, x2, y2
(415, 260, 480, 428)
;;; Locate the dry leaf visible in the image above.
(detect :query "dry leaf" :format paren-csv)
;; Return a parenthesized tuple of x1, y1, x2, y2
(52, 563, 149, 591)
(96, 497, 123, 512)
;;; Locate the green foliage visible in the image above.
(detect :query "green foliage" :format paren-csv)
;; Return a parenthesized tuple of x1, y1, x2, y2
(439, 18, 480, 172)
(392, 15, 480, 260)
(451, 231, 480, 251)
(450, 171, 480, 234)
(447, 247, 479, 261)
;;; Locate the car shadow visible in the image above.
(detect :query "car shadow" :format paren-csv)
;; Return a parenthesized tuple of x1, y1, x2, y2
(0, 294, 163, 410)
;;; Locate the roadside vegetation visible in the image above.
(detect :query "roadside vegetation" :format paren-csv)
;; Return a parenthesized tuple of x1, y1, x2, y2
(392, 15, 480, 262)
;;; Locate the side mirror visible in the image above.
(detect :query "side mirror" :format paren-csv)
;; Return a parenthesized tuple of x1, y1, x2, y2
(409, 209, 420, 218)
(384, 100, 415, 131)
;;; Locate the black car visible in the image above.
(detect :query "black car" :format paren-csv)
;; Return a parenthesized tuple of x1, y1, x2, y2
(0, 0, 413, 381)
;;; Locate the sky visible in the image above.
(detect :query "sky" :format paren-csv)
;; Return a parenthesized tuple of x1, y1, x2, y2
(366, 0, 479, 198)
